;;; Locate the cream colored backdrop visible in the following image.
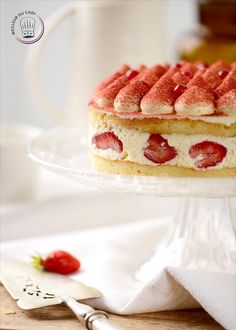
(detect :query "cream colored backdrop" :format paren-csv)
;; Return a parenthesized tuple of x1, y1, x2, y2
(0, 0, 197, 129)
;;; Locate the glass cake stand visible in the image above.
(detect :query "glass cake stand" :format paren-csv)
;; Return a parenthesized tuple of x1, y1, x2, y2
(28, 127, 236, 282)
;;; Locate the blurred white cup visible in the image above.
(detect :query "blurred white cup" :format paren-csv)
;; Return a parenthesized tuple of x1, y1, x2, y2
(27, 1, 165, 135)
(0, 123, 41, 204)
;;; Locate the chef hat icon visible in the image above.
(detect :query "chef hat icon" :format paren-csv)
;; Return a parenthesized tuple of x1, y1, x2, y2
(20, 17, 35, 38)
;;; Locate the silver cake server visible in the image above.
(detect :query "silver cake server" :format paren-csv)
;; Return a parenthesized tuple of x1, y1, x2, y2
(1, 260, 124, 330)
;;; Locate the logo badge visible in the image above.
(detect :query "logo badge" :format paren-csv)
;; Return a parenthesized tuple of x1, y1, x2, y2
(11, 11, 44, 44)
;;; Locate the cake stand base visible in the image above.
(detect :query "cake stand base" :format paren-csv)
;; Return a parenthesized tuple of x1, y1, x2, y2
(136, 197, 236, 283)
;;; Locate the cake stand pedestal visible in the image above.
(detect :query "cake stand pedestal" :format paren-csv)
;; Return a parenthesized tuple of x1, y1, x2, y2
(136, 197, 235, 282)
(29, 127, 236, 282)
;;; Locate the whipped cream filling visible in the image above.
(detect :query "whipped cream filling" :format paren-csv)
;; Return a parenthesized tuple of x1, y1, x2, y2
(90, 124, 236, 170)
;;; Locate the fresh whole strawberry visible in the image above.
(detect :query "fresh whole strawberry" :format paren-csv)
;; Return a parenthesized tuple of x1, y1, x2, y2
(144, 134, 177, 164)
(189, 141, 227, 169)
(92, 131, 123, 153)
(32, 250, 81, 275)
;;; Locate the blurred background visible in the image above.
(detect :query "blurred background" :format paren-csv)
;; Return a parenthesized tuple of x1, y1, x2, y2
(2, 0, 235, 129)
(1, 0, 198, 128)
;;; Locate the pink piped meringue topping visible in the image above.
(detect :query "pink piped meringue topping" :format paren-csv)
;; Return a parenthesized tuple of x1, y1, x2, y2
(215, 72, 236, 98)
(141, 76, 176, 114)
(216, 89, 236, 115)
(114, 80, 150, 113)
(209, 60, 231, 74)
(95, 64, 130, 93)
(175, 86, 214, 116)
(202, 69, 222, 89)
(96, 76, 129, 107)
(92, 60, 236, 117)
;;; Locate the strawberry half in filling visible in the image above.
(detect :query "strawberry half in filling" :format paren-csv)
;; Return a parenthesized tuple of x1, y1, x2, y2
(144, 134, 177, 164)
(189, 141, 227, 169)
(92, 131, 123, 154)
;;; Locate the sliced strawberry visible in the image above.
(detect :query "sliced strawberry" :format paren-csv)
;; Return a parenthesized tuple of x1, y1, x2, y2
(175, 63, 182, 69)
(189, 141, 227, 169)
(144, 134, 177, 164)
(218, 70, 229, 80)
(32, 250, 81, 275)
(92, 131, 123, 153)
(182, 71, 193, 79)
(173, 84, 186, 99)
(125, 69, 139, 80)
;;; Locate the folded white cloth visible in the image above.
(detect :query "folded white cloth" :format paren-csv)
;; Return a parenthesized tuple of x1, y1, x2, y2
(2, 217, 235, 330)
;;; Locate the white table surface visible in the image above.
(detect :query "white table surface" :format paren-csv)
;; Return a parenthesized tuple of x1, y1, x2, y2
(1, 169, 184, 241)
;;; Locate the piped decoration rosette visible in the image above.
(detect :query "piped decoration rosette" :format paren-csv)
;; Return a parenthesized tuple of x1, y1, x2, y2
(92, 60, 236, 117)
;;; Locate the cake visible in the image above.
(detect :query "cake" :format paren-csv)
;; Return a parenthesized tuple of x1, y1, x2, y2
(88, 60, 236, 177)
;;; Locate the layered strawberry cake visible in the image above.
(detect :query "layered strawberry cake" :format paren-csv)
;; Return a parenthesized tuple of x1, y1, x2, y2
(89, 60, 236, 177)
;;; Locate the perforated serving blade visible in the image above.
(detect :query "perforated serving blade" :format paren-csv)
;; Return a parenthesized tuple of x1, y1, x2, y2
(0, 259, 101, 309)
(1, 260, 124, 330)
